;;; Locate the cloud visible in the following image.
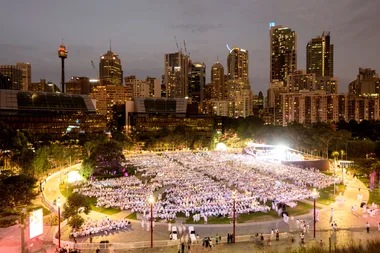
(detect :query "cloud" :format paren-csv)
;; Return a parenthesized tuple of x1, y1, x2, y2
(170, 24, 223, 33)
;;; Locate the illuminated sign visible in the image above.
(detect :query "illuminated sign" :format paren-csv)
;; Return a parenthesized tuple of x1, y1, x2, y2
(269, 22, 276, 28)
(29, 209, 43, 239)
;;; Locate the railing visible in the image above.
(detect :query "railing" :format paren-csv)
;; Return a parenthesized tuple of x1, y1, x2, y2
(52, 233, 291, 250)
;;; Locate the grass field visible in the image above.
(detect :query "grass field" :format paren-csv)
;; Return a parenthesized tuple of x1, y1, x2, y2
(126, 212, 138, 220)
(59, 183, 120, 215)
(316, 184, 345, 205)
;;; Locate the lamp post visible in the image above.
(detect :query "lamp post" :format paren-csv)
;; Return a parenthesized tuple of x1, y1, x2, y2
(312, 188, 319, 238)
(57, 197, 61, 249)
(232, 190, 236, 243)
(21, 208, 26, 253)
(149, 195, 155, 248)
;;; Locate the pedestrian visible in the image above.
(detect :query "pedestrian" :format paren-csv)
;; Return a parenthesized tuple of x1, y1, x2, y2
(260, 233, 264, 245)
(227, 233, 230, 244)
(276, 231, 279, 241)
(215, 234, 219, 245)
(319, 239, 324, 248)
(270, 229, 274, 239)
(300, 232, 305, 244)
(366, 222, 370, 233)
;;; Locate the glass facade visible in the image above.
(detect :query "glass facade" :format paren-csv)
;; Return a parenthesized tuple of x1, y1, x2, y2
(0, 90, 106, 139)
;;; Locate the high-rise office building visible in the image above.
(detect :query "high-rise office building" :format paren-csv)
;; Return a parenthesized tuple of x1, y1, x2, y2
(0, 65, 23, 90)
(146, 76, 161, 98)
(164, 51, 189, 98)
(211, 61, 225, 99)
(226, 47, 252, 118)
(286, 70, 316, 93)
(124, 75, 149, 99)
(99, 49, 123, 86)
(349, 68, 380, 95)
(90, 85, 129, 122)
(227, 47, 249, 87)
(0, 73, 12, 90)
(16, 62, 31, 91)
(66, 76, 91, 95)
(270, 24, 297, 84)
(306, 31, 334, 77)
(188, 62, 205, 110)
(29, 79, 60, 92)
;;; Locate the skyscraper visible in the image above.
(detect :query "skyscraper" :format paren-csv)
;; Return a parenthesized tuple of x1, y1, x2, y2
(226, 47, 253, 118)
(16, 62, 31, 91)
(270, 24, 297, 84)
(306, 31, 334, 77)
(66, 76, 91, 95)
(227, 47, 249, 87)
(99, 48, 123, 86)
(164, 51, 189, 98)
(349, 68, 380, 95)
(146, 76, 161, 98)
(0, 65, 23, 90)
(188, 62, 205, 110)
(211, 61, 225, 99)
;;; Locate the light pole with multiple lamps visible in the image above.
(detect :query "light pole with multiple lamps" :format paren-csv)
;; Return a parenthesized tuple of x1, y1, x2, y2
(312, 188, 319, 238)
(232, 190, 236, 243)
(149, 195, 155, 248)
(57, 197, 61, 249)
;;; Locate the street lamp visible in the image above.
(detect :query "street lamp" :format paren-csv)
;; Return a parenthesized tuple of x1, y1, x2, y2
(312, 188, 319, 238)
(148, 195, 155, 248)
(232, 190, 236, 243)
(21, 208, 26, 253)
(57, 197, 61, 249)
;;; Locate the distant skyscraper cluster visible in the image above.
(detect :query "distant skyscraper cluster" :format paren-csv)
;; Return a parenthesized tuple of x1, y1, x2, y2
(1, 21, 380, 134)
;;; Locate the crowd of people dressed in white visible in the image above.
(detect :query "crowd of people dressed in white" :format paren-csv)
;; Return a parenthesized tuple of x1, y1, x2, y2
(73, 151, 336, 233)
(69, 217, 131, 238)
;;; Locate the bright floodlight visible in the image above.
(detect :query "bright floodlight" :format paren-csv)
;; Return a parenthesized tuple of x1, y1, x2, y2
(149, 195, 155, 204)
(312, 188, 318, 199)
(67, 171, 83, 183)
(215, 142, 227, 151)
(276, 144, 288, 152)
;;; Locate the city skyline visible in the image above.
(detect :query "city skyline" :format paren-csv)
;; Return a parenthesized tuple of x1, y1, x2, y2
(0, 0, 379, 93)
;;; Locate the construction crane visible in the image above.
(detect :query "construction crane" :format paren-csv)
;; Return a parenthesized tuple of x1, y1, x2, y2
(183, 40, 190, 57)
(174, 36, 180, 52)
(91, 60, 99, 79)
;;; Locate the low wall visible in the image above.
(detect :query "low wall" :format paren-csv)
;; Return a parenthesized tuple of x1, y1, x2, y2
(281, 159, 329, 171)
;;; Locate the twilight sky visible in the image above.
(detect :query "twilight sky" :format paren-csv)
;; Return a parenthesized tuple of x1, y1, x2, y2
(0, 0, 379, 93)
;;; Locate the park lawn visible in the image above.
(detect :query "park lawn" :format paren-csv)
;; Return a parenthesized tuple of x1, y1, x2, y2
(59, 183, 74, 198)
(315, 184, 345, 205)
(59, 184, 120, 215)
(237, 209, 279, 223)
(185, 215, 231, 224)
(126, 212, 138, 220)
(87, 197, 121, 215)
(288, 201, 313, 216)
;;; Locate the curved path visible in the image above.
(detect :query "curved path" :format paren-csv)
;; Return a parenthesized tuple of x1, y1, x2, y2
(42, 164, 380, 248)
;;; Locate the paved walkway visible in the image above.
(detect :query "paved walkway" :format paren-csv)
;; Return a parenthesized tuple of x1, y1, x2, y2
(15, 164, 378, 252)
